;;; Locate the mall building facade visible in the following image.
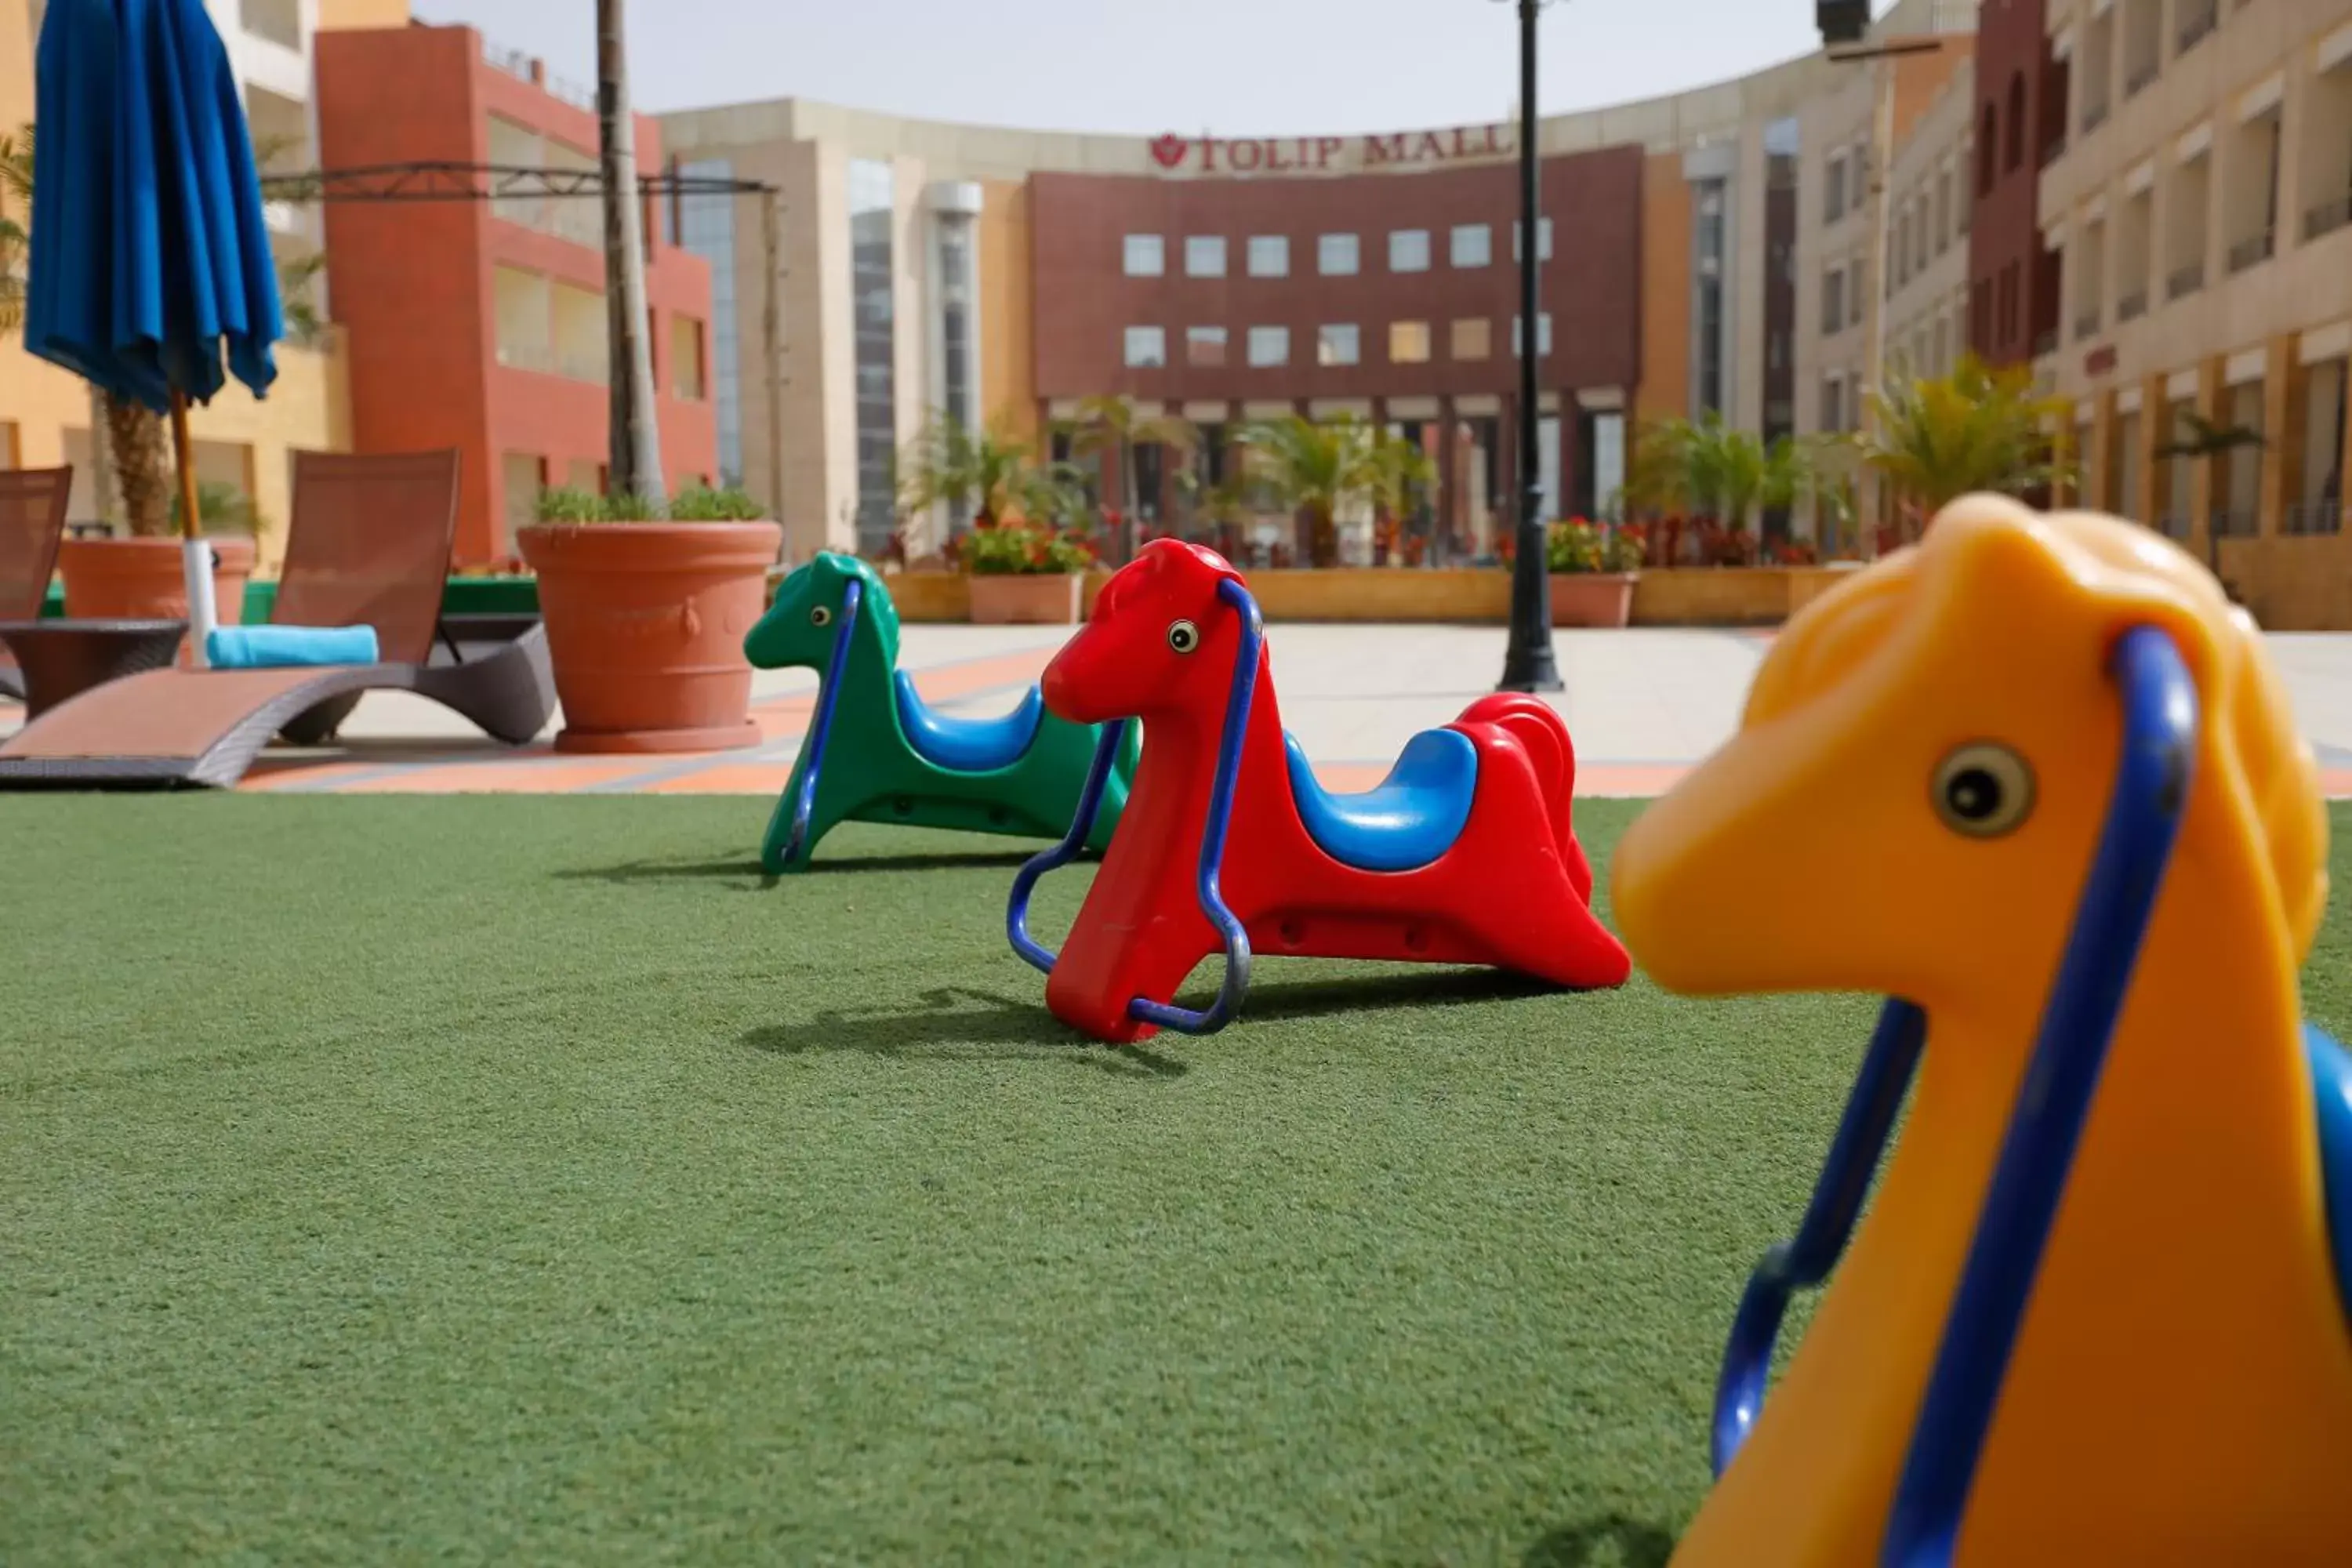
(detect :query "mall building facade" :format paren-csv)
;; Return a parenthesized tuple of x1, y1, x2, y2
(658, 0, 1978, 564)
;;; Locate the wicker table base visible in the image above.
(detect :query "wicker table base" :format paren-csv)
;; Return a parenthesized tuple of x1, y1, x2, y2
(0, 619, 191, 720)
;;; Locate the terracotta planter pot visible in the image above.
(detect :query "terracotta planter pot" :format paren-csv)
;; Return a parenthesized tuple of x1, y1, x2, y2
(1548, 572, 1638, 629)
(519, 520, 782, 754)
(58, 535, 255, 665)
(968, 572, 1083, 625)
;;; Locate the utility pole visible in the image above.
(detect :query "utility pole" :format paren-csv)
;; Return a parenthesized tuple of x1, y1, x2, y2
(1497, 0, 1561, 693)
(597, 0, 665, 503)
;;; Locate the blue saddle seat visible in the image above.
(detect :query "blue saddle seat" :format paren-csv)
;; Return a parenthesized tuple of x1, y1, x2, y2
(1283, 728, 1479, 873)
(893, 671, 1045, 773)
(2308, 1024, 2352, 1327)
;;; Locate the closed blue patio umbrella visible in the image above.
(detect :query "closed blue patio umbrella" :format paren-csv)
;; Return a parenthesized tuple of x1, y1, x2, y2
(25, 0, 283, 667)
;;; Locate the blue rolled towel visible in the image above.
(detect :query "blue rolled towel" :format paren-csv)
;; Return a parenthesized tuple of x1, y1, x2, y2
(205, 624, 381, 670)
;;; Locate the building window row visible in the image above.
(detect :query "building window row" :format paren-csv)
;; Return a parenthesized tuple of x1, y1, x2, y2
(1122, 314, 1553, 368)
(1123, 220, 1552, 280)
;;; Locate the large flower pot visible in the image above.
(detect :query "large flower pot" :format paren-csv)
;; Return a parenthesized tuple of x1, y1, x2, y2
(58, 535, 254, 665)
(968, 572, 1083, 625)
(1548, 572, 1638, 629)
(519, 520, 782, 754)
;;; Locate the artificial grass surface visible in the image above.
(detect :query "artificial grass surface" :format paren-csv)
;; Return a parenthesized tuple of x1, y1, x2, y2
(5, 797, 2351, 1566)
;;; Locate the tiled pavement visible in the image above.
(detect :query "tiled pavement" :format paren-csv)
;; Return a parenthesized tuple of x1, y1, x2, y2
(10, 624, 2352, 797)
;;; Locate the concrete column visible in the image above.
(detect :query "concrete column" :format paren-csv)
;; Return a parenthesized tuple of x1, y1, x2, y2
(2260, 335, 2305, 539)
(2090, 390, 2118, 512)
(1430, 399, 1449, 564)
(2187, 355, 2226, 557)
(2139, 372, 2170, 528)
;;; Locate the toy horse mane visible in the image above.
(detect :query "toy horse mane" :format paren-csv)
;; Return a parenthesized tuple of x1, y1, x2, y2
(1761, 501, 2325, 959)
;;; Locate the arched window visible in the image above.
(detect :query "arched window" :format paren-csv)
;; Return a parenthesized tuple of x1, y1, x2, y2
(2005, 72, 2027, 171)
(1979, 103, 1999, 195)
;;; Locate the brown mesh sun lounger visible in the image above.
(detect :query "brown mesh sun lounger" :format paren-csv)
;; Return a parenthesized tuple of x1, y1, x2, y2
(0, 466, 73, 704)
(0, 451, 554, 789)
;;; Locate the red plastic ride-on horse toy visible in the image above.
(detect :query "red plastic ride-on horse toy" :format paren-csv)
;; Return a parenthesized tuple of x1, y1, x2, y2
(1007, 540, 1631, 1043)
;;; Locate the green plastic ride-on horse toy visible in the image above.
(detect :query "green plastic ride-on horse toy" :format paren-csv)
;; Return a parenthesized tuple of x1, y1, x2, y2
(746, 552, 1140, 873)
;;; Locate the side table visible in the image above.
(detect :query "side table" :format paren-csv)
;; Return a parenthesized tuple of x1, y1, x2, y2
(0, 619, 191, 720)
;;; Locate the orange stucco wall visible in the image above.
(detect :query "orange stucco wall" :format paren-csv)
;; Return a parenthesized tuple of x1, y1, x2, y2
(978, 178, 1037, 441)
(1638, 151, 1692, 426)
(315, 25, 716, 565)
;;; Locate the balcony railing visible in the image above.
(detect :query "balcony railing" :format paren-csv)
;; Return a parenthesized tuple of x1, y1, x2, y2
(2177, 1, 2218, 55)
(2117, 289, 2149, 323)
(2285, 499, 2347, 537)
(2168, 260, 2205, 299)
(2307, 196, 2352, 243)
(2125, 60, 2159, 98)
(2074, 310, 2103, 341)
(2227, 228, 2276, 275)
(2082, 100, 2110, 136)
(2209, 507, 2259, 539)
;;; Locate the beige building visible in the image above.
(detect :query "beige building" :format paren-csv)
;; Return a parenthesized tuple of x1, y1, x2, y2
(0, 0, 400, 568)
(660, 0, 1977, 560)
(2042, 0, 2352, 626)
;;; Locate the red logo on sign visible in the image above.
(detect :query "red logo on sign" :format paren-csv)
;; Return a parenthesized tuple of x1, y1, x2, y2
(1149, 134, 1189, 169)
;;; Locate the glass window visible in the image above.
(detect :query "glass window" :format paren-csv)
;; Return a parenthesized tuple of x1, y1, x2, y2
(1247, 325, 1290, 367)
(1826, 154, 1849, 223)
(1318, 324, 1360, 366)
(1450, 223, 1492, 268)
(1319, 233, 1359, 275)
(1389, 229, 1431, 272)
(1124, 234, 1166, 277)
(674, 158, 743, 485)
(1186, 325, 1229, 367)
(1185, 235, 1227, 278)
(1511, 314, 1553, 358)
(1124, 326, 1167, 368)
(1451, 318, 1492, 360)
(1389, 321, 1432, 363)
(1512, 218, 1555, 262)
(850, 158, 898, 556)
(1247, 235, 1289, 277)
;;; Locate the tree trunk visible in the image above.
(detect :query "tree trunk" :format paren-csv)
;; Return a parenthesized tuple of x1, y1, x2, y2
(597, 0, 665, 504)
(103, 393, 171, 538)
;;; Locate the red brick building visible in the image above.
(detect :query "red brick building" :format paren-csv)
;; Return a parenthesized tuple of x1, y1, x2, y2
(1969, 0, 2065, 366)
(1026, 146, 1646, 550)
(315, 24, 717, 566)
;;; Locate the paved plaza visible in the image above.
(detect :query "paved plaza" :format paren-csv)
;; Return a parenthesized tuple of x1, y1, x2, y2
(10, 624, 2352, 797)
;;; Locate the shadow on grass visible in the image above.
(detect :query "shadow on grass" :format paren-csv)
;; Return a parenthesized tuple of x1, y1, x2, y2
(743, 986, 1189, 1080)
(553, 856, 777, 888)
(745, 968, 1561, 1080)
(556, 848, 1072, 884)
(1225, 966, 1561, 1022)
(1522, 1515, 1676, 1568)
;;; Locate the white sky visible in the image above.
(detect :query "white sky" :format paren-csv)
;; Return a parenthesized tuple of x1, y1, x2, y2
(408, 0, 1904, 135)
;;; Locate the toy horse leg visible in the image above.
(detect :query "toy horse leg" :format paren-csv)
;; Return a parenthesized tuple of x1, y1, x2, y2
(760, 765, 857, 874)
(1455, 694, 1590, 902)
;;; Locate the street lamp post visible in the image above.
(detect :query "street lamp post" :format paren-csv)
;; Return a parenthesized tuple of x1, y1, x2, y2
(1497, 0, 1561, 693)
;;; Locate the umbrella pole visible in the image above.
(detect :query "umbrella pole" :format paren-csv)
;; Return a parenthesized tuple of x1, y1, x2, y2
(169, 391, 217, 670)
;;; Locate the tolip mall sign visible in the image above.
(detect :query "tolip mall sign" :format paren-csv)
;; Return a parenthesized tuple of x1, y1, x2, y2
(1148, 123, 1516, 176)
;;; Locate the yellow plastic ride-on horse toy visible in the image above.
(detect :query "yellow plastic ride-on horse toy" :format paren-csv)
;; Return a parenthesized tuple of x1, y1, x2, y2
(1613, 497, 2352, 1566)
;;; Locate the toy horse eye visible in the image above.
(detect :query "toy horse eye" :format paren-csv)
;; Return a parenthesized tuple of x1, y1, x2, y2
(810, 605, 833, 627)
(1932, 742, 2035, 839)
(1167, 619, 1200, 654)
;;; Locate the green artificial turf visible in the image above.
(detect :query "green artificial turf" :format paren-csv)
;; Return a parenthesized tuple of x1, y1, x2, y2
(5, 797, 2351, 1566)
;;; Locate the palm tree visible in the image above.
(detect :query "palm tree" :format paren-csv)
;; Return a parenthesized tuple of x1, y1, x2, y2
(2157, 408, 2266, 575)
(0, 125, 30, 334)
(898, 413, 1036, 533)
(1865, 354, 2074, 535)
(1068, 394, 1198, 565)
(1235, 413, 1379, 568)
